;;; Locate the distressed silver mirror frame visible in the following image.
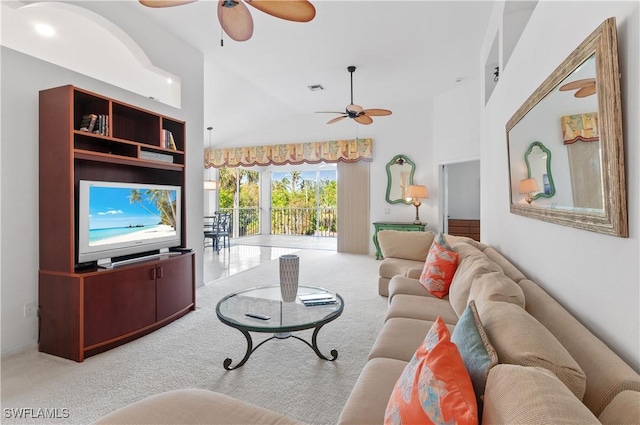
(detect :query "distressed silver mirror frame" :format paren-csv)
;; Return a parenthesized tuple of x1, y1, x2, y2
(385, 155, 415, 204)
(506, 17, 627, 237)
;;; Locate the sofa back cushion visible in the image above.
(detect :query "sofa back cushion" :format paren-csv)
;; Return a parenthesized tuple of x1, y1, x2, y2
(448, 244, 503, 317)
(598, 391, 640, 425)
(469, 272, 525, 310)
(478, 301, 586, 400)
(378, 230, 435, 262)
(517, 278, 640, 416)
(483, 364, 600, 425)
(481, 247, 527, 283)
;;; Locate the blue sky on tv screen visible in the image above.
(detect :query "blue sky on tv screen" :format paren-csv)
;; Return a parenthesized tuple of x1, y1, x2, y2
(89, 187, 175, 230)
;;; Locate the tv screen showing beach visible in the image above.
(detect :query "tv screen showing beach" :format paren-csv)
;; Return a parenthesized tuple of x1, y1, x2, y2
(88, 186, 178, 247)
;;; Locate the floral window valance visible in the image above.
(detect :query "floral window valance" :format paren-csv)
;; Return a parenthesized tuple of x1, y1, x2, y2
(561, 112, 599, 144)
(205, 138, 372, 168)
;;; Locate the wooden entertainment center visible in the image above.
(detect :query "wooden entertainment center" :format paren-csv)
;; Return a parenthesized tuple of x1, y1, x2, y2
(38, 85, 195, 362)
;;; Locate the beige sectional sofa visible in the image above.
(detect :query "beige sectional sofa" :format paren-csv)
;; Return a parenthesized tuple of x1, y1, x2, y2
(96, 230, 640, 424)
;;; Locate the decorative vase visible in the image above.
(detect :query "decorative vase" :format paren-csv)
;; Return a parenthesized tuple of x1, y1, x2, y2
(279, 254, 299, 302)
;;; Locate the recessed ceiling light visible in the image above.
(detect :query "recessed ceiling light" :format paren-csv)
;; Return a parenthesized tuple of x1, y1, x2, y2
(166, 77, 173, 84)
(35, 23, 55, 37)
(308, 84, 324, 92)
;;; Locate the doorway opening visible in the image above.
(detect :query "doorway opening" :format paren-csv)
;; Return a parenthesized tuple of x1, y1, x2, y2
(440, 160, 481, 241)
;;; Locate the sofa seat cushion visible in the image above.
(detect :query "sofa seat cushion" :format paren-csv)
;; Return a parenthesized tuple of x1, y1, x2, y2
(337, 358, 408, 425)
(449, 244, 503, 317)
(598, 391, 640, 425)
(379, 258, 424, 280)
(482, 364, 600, 425)
(378, 230, 435, 262)
(386, 294, 459, 325)
(368, 318, 455, 362)
(93, 389, 304, 425)
(388, 275, 442, 302)
(469, 271, 525, 310)
(479, 301, 586, 400)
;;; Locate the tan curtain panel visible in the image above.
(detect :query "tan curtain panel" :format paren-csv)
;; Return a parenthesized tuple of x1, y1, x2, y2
(205, 138, 372, 168)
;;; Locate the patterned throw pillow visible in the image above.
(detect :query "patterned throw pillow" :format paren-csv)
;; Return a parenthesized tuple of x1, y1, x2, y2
(384, 317, 478, 425)
(419, 234, 459, 298)
(451, 300, 498, 417)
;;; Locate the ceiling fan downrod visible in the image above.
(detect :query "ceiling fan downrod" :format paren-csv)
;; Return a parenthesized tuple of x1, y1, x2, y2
(347, 66, 362, 114)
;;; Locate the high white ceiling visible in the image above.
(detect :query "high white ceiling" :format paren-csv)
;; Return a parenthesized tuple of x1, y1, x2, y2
(127, 0, 496, 143)
(2, 1, 496, 145)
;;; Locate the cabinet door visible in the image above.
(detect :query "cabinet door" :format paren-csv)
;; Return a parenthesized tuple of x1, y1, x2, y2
(156, 254, 194, 321)
(84, 267, 156, 348)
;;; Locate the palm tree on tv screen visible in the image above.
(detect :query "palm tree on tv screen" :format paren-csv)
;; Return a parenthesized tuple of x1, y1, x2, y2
(129, 189, 177, 229)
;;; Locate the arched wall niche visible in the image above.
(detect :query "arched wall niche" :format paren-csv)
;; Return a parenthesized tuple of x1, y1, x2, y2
(1, 1, 181, 108)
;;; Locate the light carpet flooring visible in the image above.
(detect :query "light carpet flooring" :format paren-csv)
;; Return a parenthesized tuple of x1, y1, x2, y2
(1, 250, 387, 425)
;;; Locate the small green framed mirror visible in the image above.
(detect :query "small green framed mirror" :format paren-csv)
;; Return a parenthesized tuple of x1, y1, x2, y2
(385, 155, 415, 204)
(525, 141, 555, 199)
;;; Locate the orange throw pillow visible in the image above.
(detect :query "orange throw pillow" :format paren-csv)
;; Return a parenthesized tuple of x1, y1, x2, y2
(385, 317, 478, 425)
(420, 234, 459, 298)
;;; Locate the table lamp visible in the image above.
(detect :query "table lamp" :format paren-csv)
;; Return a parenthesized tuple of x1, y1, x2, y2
(405, 185, 429, 225)
(519, 178, 539, 204)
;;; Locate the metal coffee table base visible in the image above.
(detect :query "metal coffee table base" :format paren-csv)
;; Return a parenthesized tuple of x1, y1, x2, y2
(223, 324, 338, 370)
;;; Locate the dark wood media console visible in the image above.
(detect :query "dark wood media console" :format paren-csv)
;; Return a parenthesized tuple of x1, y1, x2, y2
(38, 85, 194, 362)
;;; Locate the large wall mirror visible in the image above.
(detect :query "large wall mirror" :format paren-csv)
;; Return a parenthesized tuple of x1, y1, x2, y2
(506, 17, 627, 237)
(385, 155, 415, 204)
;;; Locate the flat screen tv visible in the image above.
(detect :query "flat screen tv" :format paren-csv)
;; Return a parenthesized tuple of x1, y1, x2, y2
(77, 180, 182, 265)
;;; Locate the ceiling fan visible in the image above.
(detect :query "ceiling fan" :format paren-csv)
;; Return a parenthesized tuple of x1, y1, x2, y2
(139, 0, 316, 42)
(318, 66, 392, 125)
(559, 78, 596, 98)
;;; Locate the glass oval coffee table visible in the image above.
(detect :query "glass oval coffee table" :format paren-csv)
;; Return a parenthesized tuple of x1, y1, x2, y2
(216, 285, 344, 370)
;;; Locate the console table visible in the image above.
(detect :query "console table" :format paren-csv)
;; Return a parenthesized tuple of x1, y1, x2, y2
(372, 222, 426, 259)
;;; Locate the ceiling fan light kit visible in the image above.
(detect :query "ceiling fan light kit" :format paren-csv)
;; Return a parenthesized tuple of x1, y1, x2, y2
(139, 0, 316, 42)
(318, 66, 392, 125)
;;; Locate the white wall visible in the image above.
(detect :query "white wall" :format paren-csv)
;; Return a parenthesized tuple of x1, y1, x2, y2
(0, 5, 204, 356)
(481, 1, 639, 370)
(433, 79, 482, 230)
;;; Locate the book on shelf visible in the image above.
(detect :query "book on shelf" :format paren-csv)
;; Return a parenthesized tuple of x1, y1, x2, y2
(79, 114, 98, 132)
(162, 129, 177, 150)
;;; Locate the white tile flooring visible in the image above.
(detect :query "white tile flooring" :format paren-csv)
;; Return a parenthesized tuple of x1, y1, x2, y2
(203, 235, 337, 283)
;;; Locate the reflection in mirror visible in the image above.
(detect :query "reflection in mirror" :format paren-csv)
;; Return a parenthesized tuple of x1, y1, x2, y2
(385, 155, 415, 204)
(524, 141, 555, 200)
(506, 17, 627, 237)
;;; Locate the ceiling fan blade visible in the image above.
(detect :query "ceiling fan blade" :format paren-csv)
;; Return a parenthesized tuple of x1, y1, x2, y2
(316, 111, 347, 114)
(139, 0, 197, 7)
(327, 116, 347, 125)
(575, 85, 597, 98)
(559, 78, 596, 91)
(354, 115, 373, 125)
(363, 108, 392, 117)
(245, 0, 316, 22)
(218, 0, 254, 41)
